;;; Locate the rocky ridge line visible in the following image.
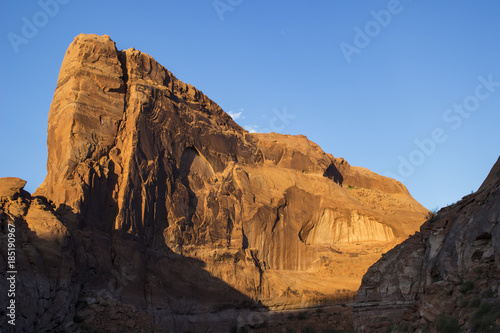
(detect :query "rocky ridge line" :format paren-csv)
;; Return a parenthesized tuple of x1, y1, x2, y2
(354, 157, 500, 332)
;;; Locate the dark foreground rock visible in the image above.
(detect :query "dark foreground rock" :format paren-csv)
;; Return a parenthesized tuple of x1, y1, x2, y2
(354, 157, 500, 332)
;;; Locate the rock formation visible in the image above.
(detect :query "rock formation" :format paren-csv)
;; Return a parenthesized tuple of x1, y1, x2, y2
(1, 34, 428, 332)
(354, 156, 500, 332)
(0, 177, 78, 332)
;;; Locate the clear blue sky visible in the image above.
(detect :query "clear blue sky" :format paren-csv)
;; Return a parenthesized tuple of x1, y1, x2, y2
(1, 1, 499, 210)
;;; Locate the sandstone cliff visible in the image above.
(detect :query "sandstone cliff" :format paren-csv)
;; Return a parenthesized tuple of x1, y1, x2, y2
(354, 157, 500, 332)
(1, 34, 428, 332)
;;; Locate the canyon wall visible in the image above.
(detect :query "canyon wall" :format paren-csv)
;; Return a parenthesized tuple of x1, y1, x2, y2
(1, 34, 428, 332)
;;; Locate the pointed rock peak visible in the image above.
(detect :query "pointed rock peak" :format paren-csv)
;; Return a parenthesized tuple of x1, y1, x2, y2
(478, 156, 500, 192)
(37, 33, 245, 210)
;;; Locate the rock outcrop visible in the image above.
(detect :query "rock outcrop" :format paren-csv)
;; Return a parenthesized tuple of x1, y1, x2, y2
(354, 156, 500, 332)
(0, 177, 78, 332)
(1, 34, 428, 332)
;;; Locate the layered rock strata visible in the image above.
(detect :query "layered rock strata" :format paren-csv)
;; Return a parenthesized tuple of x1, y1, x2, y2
(1, 34, 428, 332)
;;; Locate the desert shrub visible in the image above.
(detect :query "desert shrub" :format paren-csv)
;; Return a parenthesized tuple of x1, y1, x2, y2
(469, 297, 481, 308)
(421, 323, 430, 332)
(321, 329, 343, 333)
(474, 267, 484, 274)
(296, 311, 308, 320)
(396, 321, 414, 332)
(75, 300, 88, 310)
(459, 281, 474, 294)
(347, 185, 355, 190)
(435, 313, 460, 333)
(483, 288, 495, 298)
(475, 303, 492, 316)
(315, 307, 325, 315)
(471, 302, 500, 332)
(301, 327, 316, 333)
(459, 298, 468, 308)
(425, 209, 438, 222)
(472, 313, 499, 333)
(73, 315, 84, 323)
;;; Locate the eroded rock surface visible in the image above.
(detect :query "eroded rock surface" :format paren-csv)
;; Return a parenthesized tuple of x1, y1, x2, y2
(354, 157, 500, 332)
(2, 34, 428, 332)
(0, 177, 77, 332)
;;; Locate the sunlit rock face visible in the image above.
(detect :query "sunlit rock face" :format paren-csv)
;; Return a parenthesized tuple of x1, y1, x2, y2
(1, 34, 428, 331)
(354, 157, 500, 333)
(302, 209, 395, 245)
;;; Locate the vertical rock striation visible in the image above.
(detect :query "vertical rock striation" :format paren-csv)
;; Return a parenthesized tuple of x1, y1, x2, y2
(2, 34, 429, 331)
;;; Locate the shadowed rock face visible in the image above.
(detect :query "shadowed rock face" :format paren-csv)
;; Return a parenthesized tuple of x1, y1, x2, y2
(2, 34, 428, 331)
(0, 178, 77, 332)
(354, 157, 500, 332)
